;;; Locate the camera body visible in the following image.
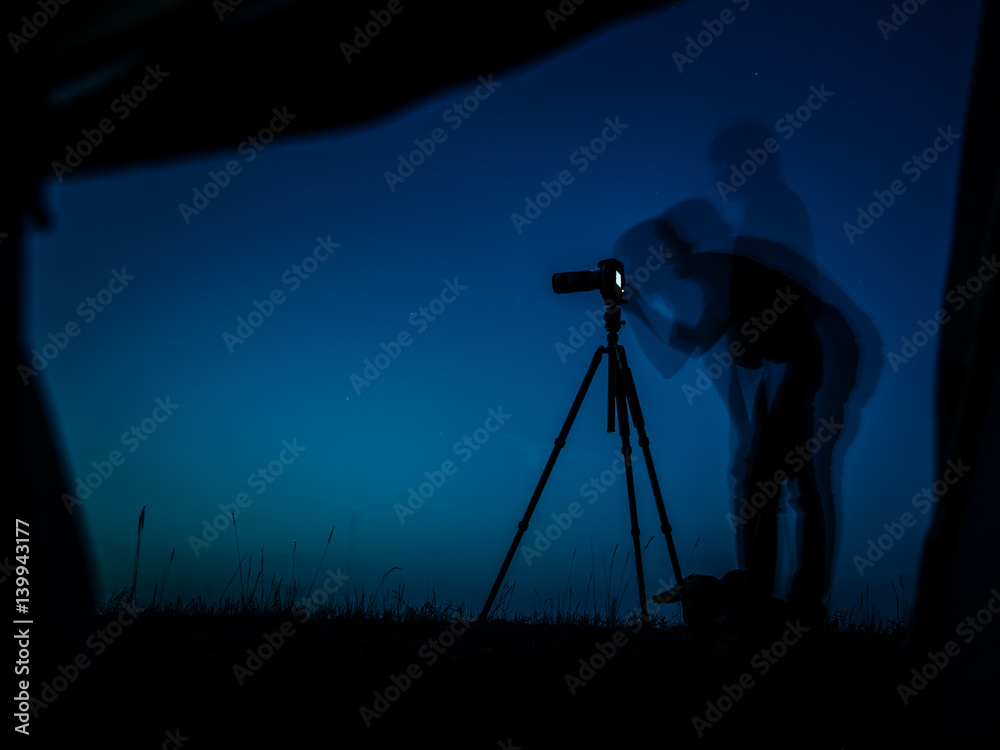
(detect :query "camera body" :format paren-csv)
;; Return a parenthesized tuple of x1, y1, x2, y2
(551, 258, 625, 302)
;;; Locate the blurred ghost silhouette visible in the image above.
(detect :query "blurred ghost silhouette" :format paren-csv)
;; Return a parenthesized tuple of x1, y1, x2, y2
(709, 120, 819, 568)
(709, 119, 817, 273)
(614, 197, 881, 634)
(709, 120, 882, 622)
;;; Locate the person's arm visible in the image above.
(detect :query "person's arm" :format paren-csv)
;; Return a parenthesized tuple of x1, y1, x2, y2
(668, 321, 698, 354)
(624, 297, 691, 379)
(670, 305, 728, 355)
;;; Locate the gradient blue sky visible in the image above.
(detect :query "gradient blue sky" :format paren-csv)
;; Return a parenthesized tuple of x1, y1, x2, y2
(23, 0, 982, 618)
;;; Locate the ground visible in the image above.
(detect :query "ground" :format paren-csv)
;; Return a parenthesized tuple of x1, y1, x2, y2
(25, 603, 961, 749)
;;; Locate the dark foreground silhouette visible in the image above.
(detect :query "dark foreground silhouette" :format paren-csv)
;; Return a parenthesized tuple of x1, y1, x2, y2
(26, 601, 958, 748)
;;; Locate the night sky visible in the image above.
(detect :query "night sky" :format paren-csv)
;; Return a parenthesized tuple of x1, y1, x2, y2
(22, 0, 983, 621)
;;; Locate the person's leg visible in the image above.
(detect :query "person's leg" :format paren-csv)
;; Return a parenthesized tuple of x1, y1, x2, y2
(739, 381, 781, 634)
(741, 493, 779, 611)
(725, 365, 755, 562)
(809, 323, 860, 616)
(772, 358, 826, 627)
(788, 457, 827, 623)
(805, 400, 843, 602)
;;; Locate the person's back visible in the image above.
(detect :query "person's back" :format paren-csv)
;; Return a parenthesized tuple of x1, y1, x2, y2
(671, 250, 825, 370)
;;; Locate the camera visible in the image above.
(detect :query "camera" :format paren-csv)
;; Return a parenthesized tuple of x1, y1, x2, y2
(551, 258, 625, 301)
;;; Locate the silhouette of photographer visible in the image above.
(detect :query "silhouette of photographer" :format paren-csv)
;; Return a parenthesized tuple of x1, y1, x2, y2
(614, 196, 880, 636)
(708, 121, 821, 572)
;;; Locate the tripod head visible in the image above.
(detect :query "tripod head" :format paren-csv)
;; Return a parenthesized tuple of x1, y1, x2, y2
(601, 295, 625, 338)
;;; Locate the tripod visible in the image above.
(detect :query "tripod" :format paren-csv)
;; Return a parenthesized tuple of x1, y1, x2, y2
(479, 297, 685, 622)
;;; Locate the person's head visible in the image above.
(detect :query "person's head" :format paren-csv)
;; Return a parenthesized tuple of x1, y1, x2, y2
(708, 120, 784, 193)
(655, 198, 731, 277)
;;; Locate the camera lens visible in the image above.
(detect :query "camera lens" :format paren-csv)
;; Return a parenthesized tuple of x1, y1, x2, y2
(552, 270, 601, 295)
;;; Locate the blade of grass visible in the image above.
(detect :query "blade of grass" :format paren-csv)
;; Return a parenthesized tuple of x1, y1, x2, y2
(232, 512, 244, 606)
(307, 525, 336, 597)
(130, 506, 146, 608)
(159, 547, 175, 607)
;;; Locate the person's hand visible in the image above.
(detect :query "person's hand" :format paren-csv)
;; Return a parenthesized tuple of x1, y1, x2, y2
(642, 291, 674, 325)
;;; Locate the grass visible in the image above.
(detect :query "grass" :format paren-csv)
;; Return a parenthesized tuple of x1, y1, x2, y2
(104, 514, 909, 636)
(54, 514, 936, 749)
(826, 576, 910, 635)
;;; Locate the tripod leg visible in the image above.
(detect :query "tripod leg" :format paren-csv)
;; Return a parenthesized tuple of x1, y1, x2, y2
(618, 346, 685, 591)
(478, 345, 607, 622)
(607, 334, 617, 433)
(614, 347, 649, 622)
